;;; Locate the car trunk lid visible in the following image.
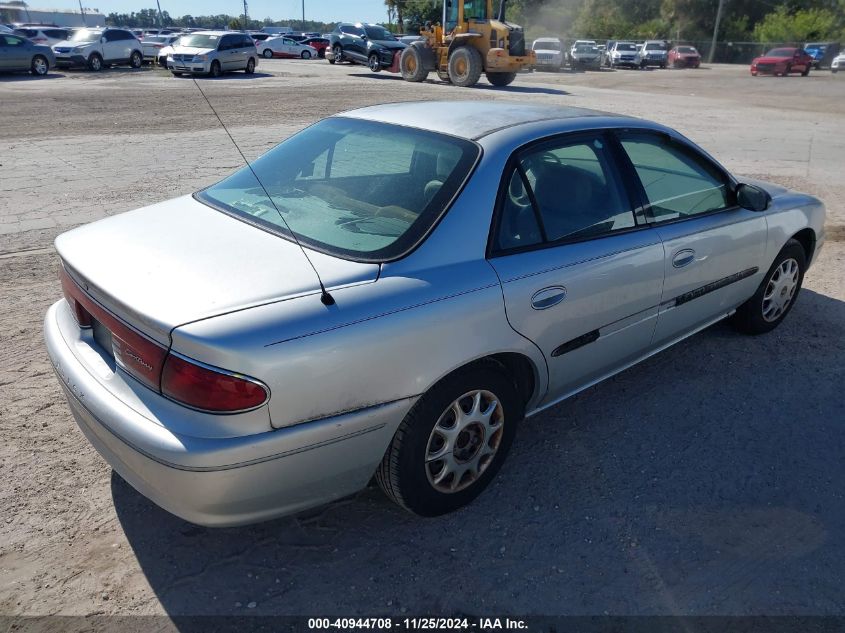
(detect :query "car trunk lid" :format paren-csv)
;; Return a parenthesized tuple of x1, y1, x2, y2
(55, 194, 379, 345)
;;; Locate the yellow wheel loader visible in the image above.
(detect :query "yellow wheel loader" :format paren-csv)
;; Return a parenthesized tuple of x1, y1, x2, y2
(400, 0, 536, 88)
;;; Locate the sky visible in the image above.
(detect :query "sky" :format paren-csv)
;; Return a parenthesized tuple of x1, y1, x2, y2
(103, 0, 389, 23)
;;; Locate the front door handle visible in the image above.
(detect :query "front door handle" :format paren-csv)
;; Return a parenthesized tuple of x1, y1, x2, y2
(672, 249, 696, 268)
(531, 286, 567, 310)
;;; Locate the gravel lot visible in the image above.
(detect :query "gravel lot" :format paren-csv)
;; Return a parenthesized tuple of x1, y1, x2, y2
(1, 60, 844, 621)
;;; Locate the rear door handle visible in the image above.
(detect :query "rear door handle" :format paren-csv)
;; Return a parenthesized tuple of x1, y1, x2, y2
(672, 249, 696, 268)
(531, 286, 567, 310)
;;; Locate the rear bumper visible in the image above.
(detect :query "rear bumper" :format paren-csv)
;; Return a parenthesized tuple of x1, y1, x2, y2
(44, 301, 415, 526)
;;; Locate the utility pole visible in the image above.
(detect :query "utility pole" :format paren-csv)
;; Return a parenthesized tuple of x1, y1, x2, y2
(155, 0, 164, 26)
(301, 0, 305, 25)
(243, 0, 248, 29)
(707, 0, 725, 63)
(78, 0, 87, 26)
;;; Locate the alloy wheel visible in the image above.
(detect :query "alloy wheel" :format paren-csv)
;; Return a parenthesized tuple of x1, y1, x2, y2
(425, 390, 504, 493)
(762, 258, 799, 322)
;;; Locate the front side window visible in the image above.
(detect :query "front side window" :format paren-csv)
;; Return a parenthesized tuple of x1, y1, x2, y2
(2, 35, 26, 46)
(364, 25, 395, 40)
(618, 134, 732, 223)
(198, 118, 479, 261)
(494, 135, 635, 252)
(463, 0, 488, 19)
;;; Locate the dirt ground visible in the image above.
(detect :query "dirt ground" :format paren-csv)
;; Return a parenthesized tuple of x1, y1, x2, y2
(1, 60, 844, 623)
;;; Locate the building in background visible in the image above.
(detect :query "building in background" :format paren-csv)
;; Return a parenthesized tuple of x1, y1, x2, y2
(0, 2, 105, 27)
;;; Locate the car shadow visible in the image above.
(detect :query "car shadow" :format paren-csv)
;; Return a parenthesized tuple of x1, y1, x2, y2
(0, 72, 66, 81)
(172, 72, 274, 80)
(347, 72, 569, 95)
(114, 287, 845, 619)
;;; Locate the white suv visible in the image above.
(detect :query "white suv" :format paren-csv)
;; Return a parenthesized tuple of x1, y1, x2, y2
(13, 27, 70, 47)
(52, 27, 143, 71)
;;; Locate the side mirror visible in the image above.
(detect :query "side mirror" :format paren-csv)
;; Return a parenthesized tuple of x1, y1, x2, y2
(736, 183, 771, 212)
(101, 37, 107, 43)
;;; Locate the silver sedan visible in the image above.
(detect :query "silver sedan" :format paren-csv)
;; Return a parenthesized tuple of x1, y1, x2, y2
(45, 102, 826, 526)
(0, 32, 55, 75)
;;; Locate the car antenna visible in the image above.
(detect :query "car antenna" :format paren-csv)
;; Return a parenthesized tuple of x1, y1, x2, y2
(189, 77, 335, 306)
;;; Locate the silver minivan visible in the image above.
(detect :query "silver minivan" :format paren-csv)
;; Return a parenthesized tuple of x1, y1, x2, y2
(168, 31, 258, 77)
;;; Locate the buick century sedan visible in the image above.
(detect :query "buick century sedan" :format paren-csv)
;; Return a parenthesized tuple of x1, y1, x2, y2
(45, 102, 826, 526)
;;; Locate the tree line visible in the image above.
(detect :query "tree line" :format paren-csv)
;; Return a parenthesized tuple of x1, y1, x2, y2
(106, 0, 845, 43)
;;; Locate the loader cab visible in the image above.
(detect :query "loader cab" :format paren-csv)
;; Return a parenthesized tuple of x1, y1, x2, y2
(444, 0, 493, 33)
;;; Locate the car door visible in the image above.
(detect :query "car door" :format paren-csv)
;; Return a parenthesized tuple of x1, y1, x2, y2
(236, 34, 252, 67)
(614, 131, 768, 347)
(102, 30, 122, 62)
(341, 25, 366, 61)
(488, 132, 666, 405)
(1, 34, 31, 69)
(217, 34, 236, 69)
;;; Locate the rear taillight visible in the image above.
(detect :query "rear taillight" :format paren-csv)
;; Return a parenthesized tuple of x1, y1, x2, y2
(60, 266, 167, 390)
(59, 265, 268, 412)
(161, 354, 269, 413)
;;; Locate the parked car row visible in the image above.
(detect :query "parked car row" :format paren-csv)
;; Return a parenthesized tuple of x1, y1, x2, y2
(531, 37, 701, 71)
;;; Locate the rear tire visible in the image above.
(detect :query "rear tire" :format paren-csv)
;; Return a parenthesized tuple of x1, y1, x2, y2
(731, 239, 806, 335)
(486, 71, 516, 86)
(30, 54, 48, 76)
(400, 45, 429, 82)
(263, 48, 273, 59)
(171, 71, 182, 76)
(447, 46, 483, 87)
(245, 57, 255, 73)
(301, 50, 312, 60)
(376, 362, 523, 516)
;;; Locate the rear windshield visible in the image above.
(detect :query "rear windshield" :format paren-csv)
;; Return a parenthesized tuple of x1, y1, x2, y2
(677, 46, 697, 53)
(197, 118, 480, 262)
(766, 48, 795, 57)
(534, 40, 560, 51)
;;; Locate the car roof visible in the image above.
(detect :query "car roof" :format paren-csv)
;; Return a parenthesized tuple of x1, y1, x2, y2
(338, 101, 627, 141)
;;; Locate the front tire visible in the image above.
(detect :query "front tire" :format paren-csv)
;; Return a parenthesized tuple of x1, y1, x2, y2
(486, 71, 516, 86)
(209, 60, 222, 78)
(30, 54, 48, 76)
(400, 45, 429, 82)
(130, 50, 142, 69)
(368, 52, 381, 72)
(331, 44, 342, 64)
(376, 362, 522, 516)
(447, 46, 483, 87)
(801, 65, 810, 76)
(731, 239, 806, 335)
(87, 53, 103, 71)
(301, 50, 312, 60)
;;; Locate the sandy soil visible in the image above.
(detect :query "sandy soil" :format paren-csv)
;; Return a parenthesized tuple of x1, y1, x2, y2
(1, 60, 843, 622)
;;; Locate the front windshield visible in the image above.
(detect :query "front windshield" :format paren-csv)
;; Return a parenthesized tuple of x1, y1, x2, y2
(534, 41, 560, 51)
(364, 26, 395, 40)
(179, 34, 221, 49)
(198, 118, 480, 262)
(766, 48, 795, 57)
(70, 29, 101, 43)
(576, 45, 598, 53)
(616, 43, 636, 51)
(645, 42, 665, 50)
(146, 36, 167, 44)
(677, 46, 697, 54)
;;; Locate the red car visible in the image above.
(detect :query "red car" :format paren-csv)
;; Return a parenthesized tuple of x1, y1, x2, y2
(668, 45, 701, 68)
(750, 47, 813, 76)
(301, 37, 329, 58)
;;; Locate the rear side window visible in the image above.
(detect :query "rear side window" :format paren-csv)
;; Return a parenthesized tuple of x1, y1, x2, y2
(617, 133, 732, 223)
(44, 29, 68, 39)
(493, 135, 635, 252)
(14, 29, 36, 37)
